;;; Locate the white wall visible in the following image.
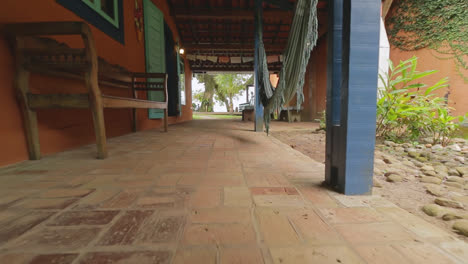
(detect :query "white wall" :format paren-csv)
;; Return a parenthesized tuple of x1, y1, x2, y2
(378, 18, 390, 95)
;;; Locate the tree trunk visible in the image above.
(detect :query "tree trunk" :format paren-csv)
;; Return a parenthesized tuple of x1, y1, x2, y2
(224, 100, 229, 112)
(228, 96, 234, 112)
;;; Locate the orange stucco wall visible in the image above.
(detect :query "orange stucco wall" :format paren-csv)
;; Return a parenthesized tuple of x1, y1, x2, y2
(0, 0, 192, 167)
(303, 36, 328, 120)
(285, 36, 328, 121)
(389, 48, 468, 117)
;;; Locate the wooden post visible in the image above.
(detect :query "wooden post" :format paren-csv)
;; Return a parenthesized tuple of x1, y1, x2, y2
(254, 0, 264, 132)
(82, 25, 108, 159)
(15, 69, 41, 160)
(164, 109, 168, 132)
(163, 74, 168, 132)
(325, 0, 380, 195)
(131, 76, 138, 132)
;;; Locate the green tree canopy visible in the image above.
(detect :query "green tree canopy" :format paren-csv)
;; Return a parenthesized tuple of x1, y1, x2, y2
(196, 74, 253, 112)
(194, 74, 216, 112)
(214, 74, 253, 112)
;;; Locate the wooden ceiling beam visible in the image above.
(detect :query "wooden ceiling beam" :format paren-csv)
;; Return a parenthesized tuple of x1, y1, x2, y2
(263, 0, 294, 10)
(190, 66, 282, 73)
(175, 9, 292, 20)
(185, 43, 284, 52)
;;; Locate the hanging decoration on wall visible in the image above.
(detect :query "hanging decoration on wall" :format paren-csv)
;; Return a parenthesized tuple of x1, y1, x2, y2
(134, 0, 144, 42)
(186, 54, 281, 64)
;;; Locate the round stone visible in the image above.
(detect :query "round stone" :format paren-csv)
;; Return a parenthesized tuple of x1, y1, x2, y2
(452, 220, 468, 237)
(435, 197, 464, 209)
(447, 176, 465, 184)
(455, 167, 468, 176)
(422, 204, 445, 217)
(408, 151, 420, 158)
(373, 180, 383, 188)
(423, 170, 437, 177)
(448, 144, 462, 152)
(448, 169, 461, 176)
(386, 174, 403, 183)
(420, 176, 442, 185)
(425, 185, 445, 197)
(444, 182, 463, 189)
(442, 213, 464, 221)
(432, 144, 444, 150)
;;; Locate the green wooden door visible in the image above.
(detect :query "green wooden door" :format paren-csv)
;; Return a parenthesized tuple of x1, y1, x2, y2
(144, 0, 165, 119)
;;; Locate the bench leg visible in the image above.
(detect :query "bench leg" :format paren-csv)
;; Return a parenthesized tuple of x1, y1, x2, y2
(163, 108, 168, 132)
(90, 102, 107, 159)
(132, 108, 137, 132)
(16, 70, 40, 160)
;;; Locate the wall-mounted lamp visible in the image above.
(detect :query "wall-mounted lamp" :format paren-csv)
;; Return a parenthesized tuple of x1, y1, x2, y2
(179, 48, 185, 55)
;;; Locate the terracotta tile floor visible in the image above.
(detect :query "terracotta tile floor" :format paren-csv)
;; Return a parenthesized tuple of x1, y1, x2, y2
(0, 119, 467, 264)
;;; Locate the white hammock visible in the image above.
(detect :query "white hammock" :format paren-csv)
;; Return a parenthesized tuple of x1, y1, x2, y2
(256, 0, 319, 133)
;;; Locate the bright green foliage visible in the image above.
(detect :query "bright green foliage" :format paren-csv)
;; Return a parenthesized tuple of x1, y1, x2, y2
(193, 91, 211, 112)
(377, 56, 467, 145)
(387, 0, 468, 81)
(315, 111, 326, 131)
(214, 74, 253, 112)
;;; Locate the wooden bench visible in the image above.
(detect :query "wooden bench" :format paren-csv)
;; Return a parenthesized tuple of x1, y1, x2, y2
(279, 106, 303, 123)
(5, 22, 168, 160)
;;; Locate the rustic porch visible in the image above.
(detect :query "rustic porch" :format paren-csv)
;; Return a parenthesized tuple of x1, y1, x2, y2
(0, 119, 466, 263)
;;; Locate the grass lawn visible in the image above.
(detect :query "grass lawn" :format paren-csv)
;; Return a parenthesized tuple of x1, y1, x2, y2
(193, 113, 241, 120)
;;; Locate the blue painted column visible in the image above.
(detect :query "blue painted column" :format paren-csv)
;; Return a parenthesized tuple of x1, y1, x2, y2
(253, 0, 264, 132)
(325, 0, 380, 195)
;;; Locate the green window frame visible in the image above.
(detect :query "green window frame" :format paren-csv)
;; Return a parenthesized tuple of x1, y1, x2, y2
(179, 58, 186, 106)
(81, 0, 119, 28)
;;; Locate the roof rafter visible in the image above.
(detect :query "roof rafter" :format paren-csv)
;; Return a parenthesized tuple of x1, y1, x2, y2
(174, 9, 292, 20)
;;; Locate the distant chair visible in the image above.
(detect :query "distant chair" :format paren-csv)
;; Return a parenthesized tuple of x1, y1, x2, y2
(239, 94, 255, 121)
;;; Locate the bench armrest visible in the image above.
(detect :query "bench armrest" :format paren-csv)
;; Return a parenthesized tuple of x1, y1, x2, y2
(131, 72, 167, 79)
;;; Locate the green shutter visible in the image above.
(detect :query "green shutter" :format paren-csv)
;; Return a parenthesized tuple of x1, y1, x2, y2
(144, 0, 165, 119)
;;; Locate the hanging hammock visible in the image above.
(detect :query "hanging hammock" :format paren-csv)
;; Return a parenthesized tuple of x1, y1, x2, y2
(256, 0, 319, 133)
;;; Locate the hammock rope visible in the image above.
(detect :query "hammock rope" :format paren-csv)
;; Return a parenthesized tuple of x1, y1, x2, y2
(256, 0, 319, 133)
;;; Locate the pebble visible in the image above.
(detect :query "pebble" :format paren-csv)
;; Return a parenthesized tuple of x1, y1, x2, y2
(384, 169, 403, 177)
(434, 165, 448, 173)
(425, 185, 446, 197)
(435, 197, 464, 209)
(442, 213, 466, 221)
(422, 204, 446, 217)
(448, 144, 462, 152)
(423, 170, 437, 177)
(452, 220, 468, 236)
(447, 176, 465, 184)
(455, 167, 468, 176)
(448, 169, 461, 177)
(420, 176, 442, 185)
(432, 144, 444, 150)
(444, 182, 463, 189)
(386, 174, 403, 183)
(412, 160, 424, 168)
(421, 165, 435, 171)
(395, 147, 405, 152)
(373, 180, 383, 188)
(435, 172, 448, 179)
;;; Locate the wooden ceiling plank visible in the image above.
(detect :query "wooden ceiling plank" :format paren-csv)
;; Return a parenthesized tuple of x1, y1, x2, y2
(175, 9, 292, 20)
